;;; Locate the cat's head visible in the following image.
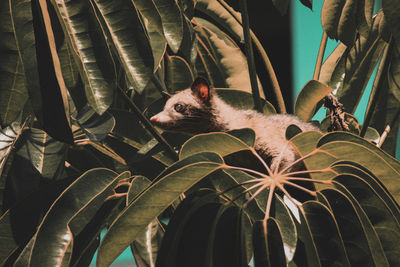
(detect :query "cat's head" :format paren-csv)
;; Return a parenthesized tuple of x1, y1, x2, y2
(150, 77, 216, 133)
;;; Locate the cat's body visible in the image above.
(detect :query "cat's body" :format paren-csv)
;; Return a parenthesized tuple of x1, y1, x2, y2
(151, 78, 318, 171)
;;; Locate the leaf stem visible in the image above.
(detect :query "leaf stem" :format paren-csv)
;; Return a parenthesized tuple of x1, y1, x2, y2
(361, 38, 393, 137)
(313, 32, 328, 80)
(238, 0, 263, 113)
(117, 87, 178, 160)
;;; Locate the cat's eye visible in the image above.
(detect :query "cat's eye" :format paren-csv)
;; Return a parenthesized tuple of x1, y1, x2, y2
(174, 104, 185, 113)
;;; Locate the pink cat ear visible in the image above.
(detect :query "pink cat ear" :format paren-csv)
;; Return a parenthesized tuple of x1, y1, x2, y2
(191, 77, 211, 103)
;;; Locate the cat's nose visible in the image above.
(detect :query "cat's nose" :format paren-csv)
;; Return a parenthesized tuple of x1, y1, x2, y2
(150, 116, 159, 122)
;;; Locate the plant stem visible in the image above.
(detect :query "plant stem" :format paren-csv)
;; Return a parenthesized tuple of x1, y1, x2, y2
(313, 32, 328, 80)
(217, 0, 286, 113)
(116, 87, 179, 160)
(360, 38, 393, 137)
(238, 0, 263, 113)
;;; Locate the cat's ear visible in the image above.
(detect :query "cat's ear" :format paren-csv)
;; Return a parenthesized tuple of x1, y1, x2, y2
(191, 77, 211, 104)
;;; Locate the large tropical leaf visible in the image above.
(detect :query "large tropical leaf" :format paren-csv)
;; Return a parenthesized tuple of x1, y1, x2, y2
(93, 0, 154, 93)
(96, 152, 223, 266)
(49, 0, 115, 114)
(0, 0, 30, 126)
(13, 168, 120, 266)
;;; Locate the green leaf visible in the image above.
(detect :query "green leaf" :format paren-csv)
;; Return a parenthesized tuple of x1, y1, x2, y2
(382, 0, 400, 49)
(153, 0, 184, 53)
(96, 152, 223, 266)
(302, 201, 351, 266)
(270, 195, 297, 262)
(93, 0, 154, 93)
(337, 0, 357, 46)
(133, 0, 164, 35)
(16, 168, 119, 266)
(179, 131, 253, 159)
(75, 105, 115, 141)
(333, 175, 400, 266)
(165, 55, 194, 92)
(318, 131, 400, 174)
(0, 0, 30, 126)
(0, 122, 25, 174)
(320, 141, 400, 202)
(320, 188, 388, 266)
(0, 177, 73, 266)
(337, 35, 387, 114)
(144, 17, 167, 72)
(50, 0, 115, 114)
(331, 162, 400, 225)
(319, 43, 348, 91)
(294, 80, 333, 121)
(253, 218, 286, 267)
(128, 176, 163, 267)
(156, 190, 222, 267)
(195, 0, 243, 41)
(321, 0, 346, 40)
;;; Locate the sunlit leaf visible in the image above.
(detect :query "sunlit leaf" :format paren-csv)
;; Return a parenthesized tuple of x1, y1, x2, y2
(97, 152, 223, 266)
(0, 0, 30, 126)
(321, 0, 345, 40)
(153, 0, 184, 53)
(50, 0, 115, 114)
(294, 80, 333, 121)
(165, 55, 194, 93)
(337, 0, 357, 46)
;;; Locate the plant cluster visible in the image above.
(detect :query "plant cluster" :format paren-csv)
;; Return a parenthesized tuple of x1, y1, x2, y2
(0, 0, 399, 266)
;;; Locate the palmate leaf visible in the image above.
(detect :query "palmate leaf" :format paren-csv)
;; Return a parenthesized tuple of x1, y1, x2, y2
(0, 0, 30, 127)
(333, 180, 398, 266)
(49, 0, 115, 115)
(318, 188, 387, 266)
(253, 218, 286, 267)
(300, 201, 351, 266)
(96, 152, 223, 267)
(13, 168, 121, 267)
(93, 0, 154, 94)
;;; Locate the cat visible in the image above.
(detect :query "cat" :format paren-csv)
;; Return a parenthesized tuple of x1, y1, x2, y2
(150, 77, 319, 172)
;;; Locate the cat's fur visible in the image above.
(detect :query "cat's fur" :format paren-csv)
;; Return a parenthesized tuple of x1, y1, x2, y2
(150, 77, 318, 171)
